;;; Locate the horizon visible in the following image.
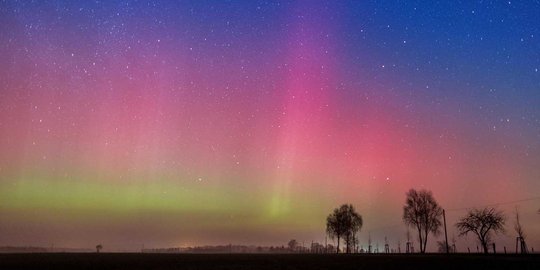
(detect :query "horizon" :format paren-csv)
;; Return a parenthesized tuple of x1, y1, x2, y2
(1, 1, 539, 253)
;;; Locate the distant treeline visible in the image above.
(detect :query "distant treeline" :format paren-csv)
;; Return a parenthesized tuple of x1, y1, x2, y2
(0, 246, 92, 253)
(142, 244, 336, 254)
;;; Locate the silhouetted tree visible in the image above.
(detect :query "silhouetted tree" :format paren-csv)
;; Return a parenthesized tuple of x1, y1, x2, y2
(327, 208, 344, 253)
(344, 206, 363, 253)
(326, 204, 363, 253)
(287, 239, 298, 252)
(514, 208, 527, 253)
(327, 210, 342, 253)
(96, 244, 102, 253)
(514, 208, 526, 241)
(455, 207, 505, 254)
(402, 189, 443, 253)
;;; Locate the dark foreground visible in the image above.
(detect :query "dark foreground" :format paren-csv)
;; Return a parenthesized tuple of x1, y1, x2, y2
(0, 253, 538, 270)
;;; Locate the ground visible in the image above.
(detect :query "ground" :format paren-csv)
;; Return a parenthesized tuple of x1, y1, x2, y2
(0, 253, 538, 270)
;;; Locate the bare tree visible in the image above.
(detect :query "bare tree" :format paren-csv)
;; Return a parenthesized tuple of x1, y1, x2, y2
(455, 207, 505, 254)
(514, 207, 527, 253)
(514, 208, 526, 240)
(402, 189, 443, 253)
(287, 239, 298, 252)
(326, 204, 363, 254)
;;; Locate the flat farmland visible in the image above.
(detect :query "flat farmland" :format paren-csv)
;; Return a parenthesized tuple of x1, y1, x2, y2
(0, 253, 538, 270)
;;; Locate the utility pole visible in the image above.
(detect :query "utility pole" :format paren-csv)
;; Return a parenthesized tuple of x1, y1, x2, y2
(443, 209, 449, 254)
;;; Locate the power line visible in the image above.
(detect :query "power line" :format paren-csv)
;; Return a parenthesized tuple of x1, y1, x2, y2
(335, 195, 540, 239)
(445, 196, 540, 212)
(360, 195, 540, 234)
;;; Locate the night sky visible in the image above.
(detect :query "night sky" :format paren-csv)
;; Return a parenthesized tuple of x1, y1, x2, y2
(1, 1, 539, 251)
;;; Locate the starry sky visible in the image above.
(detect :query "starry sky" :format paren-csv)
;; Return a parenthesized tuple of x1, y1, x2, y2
(1, 0, 539, 251)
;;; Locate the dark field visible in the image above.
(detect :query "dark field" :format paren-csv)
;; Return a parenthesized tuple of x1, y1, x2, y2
(0, 253, 538, 270)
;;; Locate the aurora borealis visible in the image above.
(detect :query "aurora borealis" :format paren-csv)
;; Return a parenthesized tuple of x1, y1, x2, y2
(1, 0, 540, 251)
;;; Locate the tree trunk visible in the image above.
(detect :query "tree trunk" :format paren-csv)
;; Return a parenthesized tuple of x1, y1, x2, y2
(352, 232, 356, 253)
(345, 234, 351, 254)
(417, 228, 423, 253)
(336, 236, 340, 254)
(423, 229, 429, 253)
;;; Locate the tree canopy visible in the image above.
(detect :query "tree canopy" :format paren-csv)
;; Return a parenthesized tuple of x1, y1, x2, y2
(326, 204, 363, 253)
(402, 189, 443, 253)
(455, 207, 505, 254)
